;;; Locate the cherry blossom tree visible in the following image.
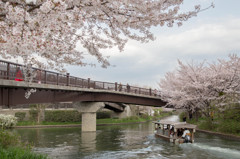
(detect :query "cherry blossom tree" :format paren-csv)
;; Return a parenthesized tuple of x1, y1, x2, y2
(159, 54, 240, 118)
(0, 0, 213, 71)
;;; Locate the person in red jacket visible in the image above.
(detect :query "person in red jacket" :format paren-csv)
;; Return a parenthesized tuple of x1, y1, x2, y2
(15, 67, 23, 81)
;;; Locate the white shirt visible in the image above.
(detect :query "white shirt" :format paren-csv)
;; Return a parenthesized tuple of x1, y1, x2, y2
(182, 130, 190, 137)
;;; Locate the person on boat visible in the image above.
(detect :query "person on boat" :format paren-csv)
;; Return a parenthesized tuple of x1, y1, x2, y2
(170, 127, 174, 138)
(182, 128, 191, 143)
(177, 128, 183, 137)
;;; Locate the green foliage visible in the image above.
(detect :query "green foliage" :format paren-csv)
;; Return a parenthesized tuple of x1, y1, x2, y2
(15, 112, 26, 121)
(218, 120, 240, 135)
(218, 91, 225, 96)
(198, 119, 217, 131)
(41, 121, 81, 125)
(0, 130, 48, 159)
(188, 110, 240, 136)
(29, 104, 38, 109)
(179, 112, 186, 122)
(222, 106, 240, 121)
(0, 130, 20, 149)
(140, 114, 152, 120)
(0, 146, 47, 159)
(97, 116, 145, 124)
(195, 119, 240, 135)
(29, 109, 38, 122)
(153, 108, 163, 116)
(45, 110, 81, 122)
(97, 111, 111, 119)
(16, 121, 40, 126)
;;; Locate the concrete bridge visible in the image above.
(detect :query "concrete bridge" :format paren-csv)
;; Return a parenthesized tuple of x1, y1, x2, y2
(0, 60, 166, 131)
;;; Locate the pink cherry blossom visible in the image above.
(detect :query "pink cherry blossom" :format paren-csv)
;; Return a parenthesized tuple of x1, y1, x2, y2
(159, 54, 240, 116)
(0, 0, 213, 71)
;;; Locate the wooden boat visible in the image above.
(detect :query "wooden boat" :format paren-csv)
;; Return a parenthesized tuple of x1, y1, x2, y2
(153, 120, 197, 144)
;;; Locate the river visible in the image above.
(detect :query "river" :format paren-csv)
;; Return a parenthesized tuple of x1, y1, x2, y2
(14, 116, 240, 159)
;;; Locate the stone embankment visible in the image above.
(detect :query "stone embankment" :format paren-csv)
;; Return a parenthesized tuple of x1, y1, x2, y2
(197, 129, 240, 141)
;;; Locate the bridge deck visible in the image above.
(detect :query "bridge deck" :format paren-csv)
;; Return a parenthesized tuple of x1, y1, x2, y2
(0, 60, 166, 107)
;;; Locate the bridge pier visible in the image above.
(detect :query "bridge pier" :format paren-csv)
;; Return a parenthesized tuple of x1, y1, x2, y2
(74, 102, 104, 132)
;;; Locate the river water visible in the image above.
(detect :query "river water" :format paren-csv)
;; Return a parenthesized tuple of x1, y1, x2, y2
(14, 116, 240, 159)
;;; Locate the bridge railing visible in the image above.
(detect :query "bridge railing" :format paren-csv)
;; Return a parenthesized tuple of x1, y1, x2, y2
(0, 60, 160, 97)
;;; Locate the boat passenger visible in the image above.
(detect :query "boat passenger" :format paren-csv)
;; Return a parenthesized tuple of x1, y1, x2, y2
(170, 127, 174, 138)
(182, 128, 191, 143)
(177, 128, 183, 137)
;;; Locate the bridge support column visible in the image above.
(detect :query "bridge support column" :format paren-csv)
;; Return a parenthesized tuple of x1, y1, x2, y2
(82, 112, 96, 132)
(74, 102, 104, 132)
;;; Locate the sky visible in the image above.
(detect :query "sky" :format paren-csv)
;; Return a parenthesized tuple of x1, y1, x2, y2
(7, 0, 240, 89)
(65, 0, 240, 89)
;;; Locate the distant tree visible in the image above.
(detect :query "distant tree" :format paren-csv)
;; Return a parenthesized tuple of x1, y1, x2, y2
(30, 104, 48, 123)
(159, 54, 240, 119)
(0, 0, 213, 71)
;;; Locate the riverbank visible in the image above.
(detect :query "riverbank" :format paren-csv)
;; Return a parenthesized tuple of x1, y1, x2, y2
(15, 115, 171, 128)
(15, 122, 149, 129)
(197, 128, 240, 141)
(182, 118, 240, 142)
(0, 130, 47, 159)
(14, 117, 240, 159)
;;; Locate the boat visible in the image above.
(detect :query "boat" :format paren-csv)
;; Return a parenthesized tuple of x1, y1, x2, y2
(153, 120, 197, 144)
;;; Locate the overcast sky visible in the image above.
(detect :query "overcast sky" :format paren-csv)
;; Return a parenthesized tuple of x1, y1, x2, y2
(65, 0, 240, 88)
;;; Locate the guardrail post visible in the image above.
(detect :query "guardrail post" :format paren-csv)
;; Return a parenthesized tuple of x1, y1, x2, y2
(66, 73, 70, 86)
(75, 77, 77, 86)
(44, 71, 47, 84)
(7, 63, 10, 80)
(149, 88, 152, 96)
(81, 79, 84, 88)
(115, 82, 117, 91)
(88, 78, 90, 88)
(56, 73, 59, 85)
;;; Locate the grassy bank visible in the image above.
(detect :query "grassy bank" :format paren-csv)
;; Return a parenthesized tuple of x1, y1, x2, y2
(0, 130, 47, 159)
(187, 117, 240, 136)
(16, 121, 81, 126)
(0, 146, 47, 159)
(180, 112, 240, 137)
(16, 112, 172, 126)
(97, 113, 173, 124)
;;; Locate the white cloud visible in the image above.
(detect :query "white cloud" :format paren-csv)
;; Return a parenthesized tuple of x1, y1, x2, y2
(154, 17, 240, 55)
(68, 16, 240, 88)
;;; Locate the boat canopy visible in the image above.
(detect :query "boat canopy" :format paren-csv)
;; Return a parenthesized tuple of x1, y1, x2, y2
(153, 121, 197, 130)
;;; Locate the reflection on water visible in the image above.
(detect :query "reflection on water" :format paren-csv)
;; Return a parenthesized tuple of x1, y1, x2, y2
(81, 132, 96, 152)
(14, 120, 240, 159)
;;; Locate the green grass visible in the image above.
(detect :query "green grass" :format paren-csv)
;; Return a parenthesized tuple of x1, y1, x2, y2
(16, 121, 81, 126)
(187, 117, 240, 136)
(0, 129, 48, 159)
(97, 116, 147, 124)
(17, 118, 147, 126)
(0, 146, 48, 159)
(16, 112, 173, 126)
(41, 121, 81, 125)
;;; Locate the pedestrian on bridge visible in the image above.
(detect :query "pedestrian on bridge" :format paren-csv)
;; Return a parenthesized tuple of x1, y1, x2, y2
(127, 84, 130, 93)
(37, 69, 42, 84)
(15, 67, 23, 81)
(118, 83, 122, 91)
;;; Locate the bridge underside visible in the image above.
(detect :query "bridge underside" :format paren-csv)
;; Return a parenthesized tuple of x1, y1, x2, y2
(104, 102, 125, 112)
(0, 87, 166, 107)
